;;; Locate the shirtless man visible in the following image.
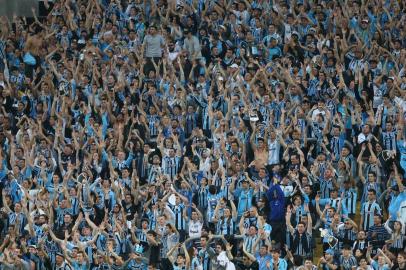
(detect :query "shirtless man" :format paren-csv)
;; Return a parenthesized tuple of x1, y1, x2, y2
(250, 131, 269, 166)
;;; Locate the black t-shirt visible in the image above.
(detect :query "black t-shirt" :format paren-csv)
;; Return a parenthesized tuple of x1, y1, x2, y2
(238, 261, 259, 270)
(122, 201, 138, 221)
(392, 264, 406, 270)
(147, 242, 162, 265)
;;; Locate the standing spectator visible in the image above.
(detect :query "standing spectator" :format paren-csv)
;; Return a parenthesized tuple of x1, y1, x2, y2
(183, 29, 202, 61)
(142, 25, 165, 75)
(360, 190, 382, 232)
(0, 1, 404, 269)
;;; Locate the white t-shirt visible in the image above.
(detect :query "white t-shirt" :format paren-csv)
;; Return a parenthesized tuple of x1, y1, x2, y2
(217, 252, 236, 270)
(199, 156, 211, 173)
(394, 97, 406, 112)
(188, 220, 203, 238)
(268, 139, 281, 165)
(311, 108, 326, 121)
(357, 132, 374, 144)
(400, 200, 406, 223)
(373, 84, 384, 109)
(284, 23, 293, 43)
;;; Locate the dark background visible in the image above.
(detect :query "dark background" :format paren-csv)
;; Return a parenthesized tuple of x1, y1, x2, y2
(0, 0, 53, 18)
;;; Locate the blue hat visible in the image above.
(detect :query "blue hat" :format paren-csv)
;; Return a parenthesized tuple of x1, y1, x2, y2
(56, 252, 64, 257)
(325, 249, 335, 255)
(134, 245, 144, 254)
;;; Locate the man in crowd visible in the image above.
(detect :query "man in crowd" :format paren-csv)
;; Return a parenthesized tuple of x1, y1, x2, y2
(0, 0, 405, 269)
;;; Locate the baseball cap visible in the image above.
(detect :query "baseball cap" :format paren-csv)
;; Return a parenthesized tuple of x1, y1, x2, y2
(271, 244, 281, 252)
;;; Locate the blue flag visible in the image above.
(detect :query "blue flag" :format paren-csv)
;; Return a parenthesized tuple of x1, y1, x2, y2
(388, 191, 406, 219)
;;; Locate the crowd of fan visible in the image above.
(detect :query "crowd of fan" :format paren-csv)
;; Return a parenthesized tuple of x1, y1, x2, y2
(0, 0, 405, 269)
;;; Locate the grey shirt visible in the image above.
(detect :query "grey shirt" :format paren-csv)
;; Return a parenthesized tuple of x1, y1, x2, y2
(2, 259, 31, 270)
(143, 34, 165, 58)
(183, 35, 202, 60)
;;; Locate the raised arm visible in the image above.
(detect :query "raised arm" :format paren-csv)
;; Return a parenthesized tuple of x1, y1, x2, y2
(393, 165, 404, 193)
(357, 144, 366, 184)
(166, 243, 179, 264)
(1, 190, 12, 214)
(242, 244, 257, 261)
(285, 206, 295, 234)
(304, 203, 313, 234)
(182, 243, 191, 268)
